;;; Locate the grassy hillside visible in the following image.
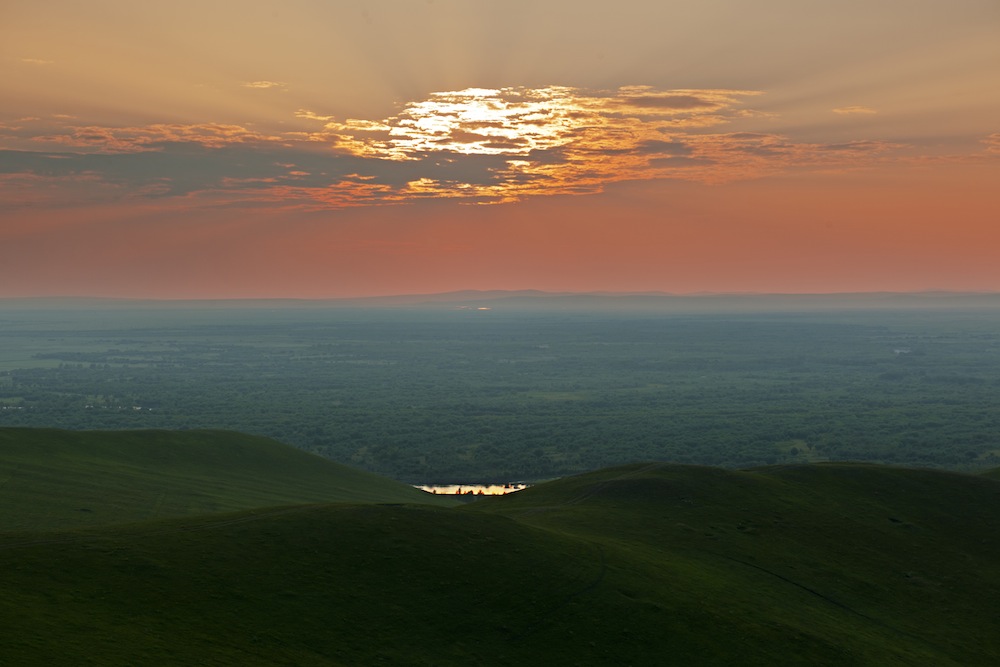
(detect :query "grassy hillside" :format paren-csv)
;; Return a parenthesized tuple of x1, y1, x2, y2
(981, 466, 1000, 481)
(0, 428, 453, 530)
(1, 447, 999, 665)
(0, 505, 606, 666)
(476, 462, 1000, 664)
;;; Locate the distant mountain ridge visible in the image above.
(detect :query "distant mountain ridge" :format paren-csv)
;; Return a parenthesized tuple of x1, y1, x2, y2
(3, 289, 1000, 312)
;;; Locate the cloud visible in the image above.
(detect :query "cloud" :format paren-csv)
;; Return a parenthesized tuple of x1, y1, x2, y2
(296, 110, 336, 122)
(309, 86, 760, 162)
(983, 133, 1000, 154)
(734, 109, 779, 120)
(832, 106, 877, 115)
(635, 140, 692, 156)
(242, 81, 287, 89)
(620, 94, 718, 111)
(26, 123, 284, 152)
(815, 140, 896, 153)
(648, 156, 713, 168)
(3, 85, 920, 209)
(17, 58, 54, 65)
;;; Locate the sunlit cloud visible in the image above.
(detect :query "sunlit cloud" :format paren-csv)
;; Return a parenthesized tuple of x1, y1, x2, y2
(242, 81, 287, 90)
(295, 110, 336, 122)
(832, 106, 878, 115)
(17, 58, 54, 66)
(0, 85, 932, 210)
(313, 86, 758, 161)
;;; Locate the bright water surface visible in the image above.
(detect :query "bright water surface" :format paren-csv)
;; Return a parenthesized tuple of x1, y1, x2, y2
(415, 483, 529, 496)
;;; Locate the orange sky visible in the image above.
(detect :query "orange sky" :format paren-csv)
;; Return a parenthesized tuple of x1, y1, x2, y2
(2, 0, 998, 298)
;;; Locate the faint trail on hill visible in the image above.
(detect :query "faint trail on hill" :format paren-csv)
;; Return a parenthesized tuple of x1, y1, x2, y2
(711, 552, 934, 647)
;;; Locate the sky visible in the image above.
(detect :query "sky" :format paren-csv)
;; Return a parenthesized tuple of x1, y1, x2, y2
(2, 0, 998, 298)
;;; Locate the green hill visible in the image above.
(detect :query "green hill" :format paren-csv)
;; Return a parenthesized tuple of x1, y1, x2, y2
(0, 505, 606, 666)
(0, 428, 453, 530)
(1, 431, 998, 665)
(477, 462, 1000, 664)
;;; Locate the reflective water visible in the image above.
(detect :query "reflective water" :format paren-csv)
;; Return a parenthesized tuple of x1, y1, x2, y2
(415, 483, 529, 496)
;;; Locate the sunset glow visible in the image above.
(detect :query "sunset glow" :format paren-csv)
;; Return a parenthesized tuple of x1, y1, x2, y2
(2, 0, 998, 298)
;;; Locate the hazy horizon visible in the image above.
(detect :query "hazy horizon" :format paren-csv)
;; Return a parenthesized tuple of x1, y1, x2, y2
(4, 288, 1000, 308)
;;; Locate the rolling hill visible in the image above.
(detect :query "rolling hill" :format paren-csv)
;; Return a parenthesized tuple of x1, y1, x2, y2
(0, 427, 454, 531)
(1, 429, 998, 665)
(476, 462, 1000, 663)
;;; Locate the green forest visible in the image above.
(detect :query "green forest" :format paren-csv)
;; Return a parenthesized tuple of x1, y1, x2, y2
(2, 300, 999, 482)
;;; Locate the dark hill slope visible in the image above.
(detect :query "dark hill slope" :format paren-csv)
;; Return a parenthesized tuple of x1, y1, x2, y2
(0, 428, 453, 530)
(0, 505, 618, 666)
(1, 459, 998, 665)
(474, 462, 1000, 665)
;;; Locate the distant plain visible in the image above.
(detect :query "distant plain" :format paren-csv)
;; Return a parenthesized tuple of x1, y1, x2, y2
(2, 293, 999, 482)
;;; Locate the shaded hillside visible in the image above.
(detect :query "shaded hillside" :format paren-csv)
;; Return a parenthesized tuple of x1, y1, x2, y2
(0, 428, 453, 530)
(981, 466, 1000, 481)
(0, 505, 605, 666)
(476, 462, 1000, 664)
(1, 451, 998, 664)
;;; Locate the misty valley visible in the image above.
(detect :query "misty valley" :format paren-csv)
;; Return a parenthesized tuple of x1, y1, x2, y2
(2, 297, 999, 483)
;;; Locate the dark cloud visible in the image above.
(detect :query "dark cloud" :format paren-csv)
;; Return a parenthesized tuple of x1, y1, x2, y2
(0, 143, 516, 199)
(0, 145, 322, 196)
(635, 140, 692, 156)
(724, 132, 773, 140)
(482, 138, 529, 150)
(649, 156, 714, 168)
(817, 141, 889, 153)
(522, 147, 572, 165)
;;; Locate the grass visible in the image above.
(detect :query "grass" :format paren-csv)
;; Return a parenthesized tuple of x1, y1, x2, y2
(0, 504, 608, 665)
(472, 462, 1000, 664)
(1, 429, 999, 664)
(0, 427, 455, 530)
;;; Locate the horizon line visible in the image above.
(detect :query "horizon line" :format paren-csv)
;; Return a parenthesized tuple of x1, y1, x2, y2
(3, 289, 1000, 304)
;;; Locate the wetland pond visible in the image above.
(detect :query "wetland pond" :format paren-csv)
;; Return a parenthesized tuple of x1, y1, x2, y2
(415, 483, 529, 496)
